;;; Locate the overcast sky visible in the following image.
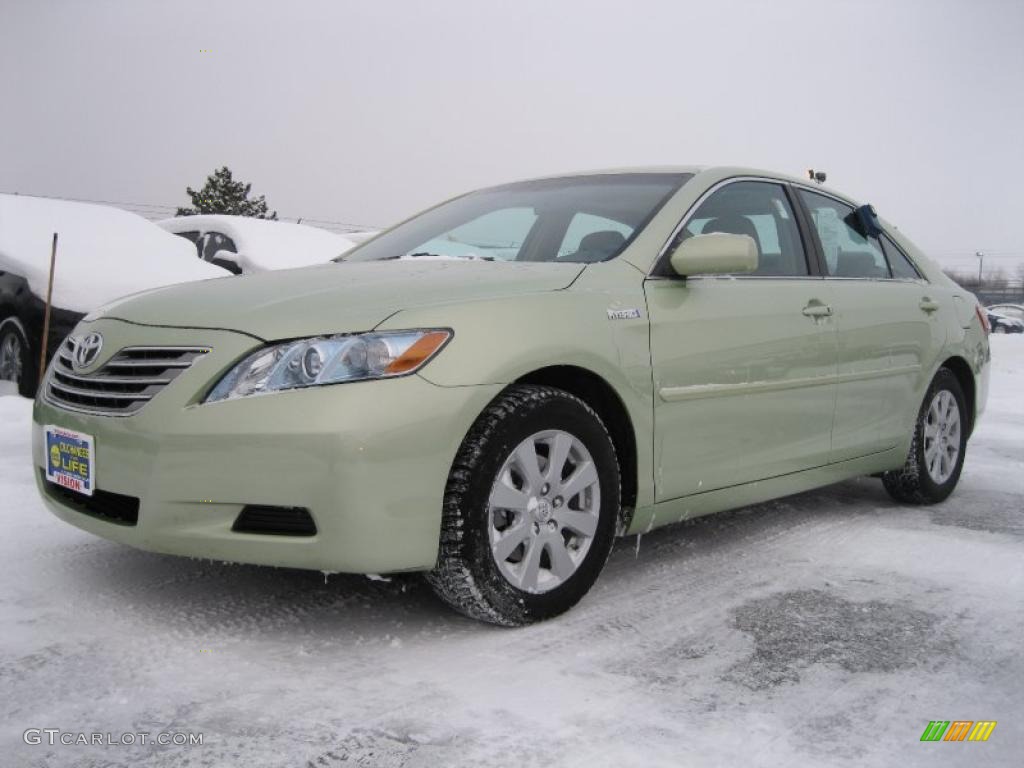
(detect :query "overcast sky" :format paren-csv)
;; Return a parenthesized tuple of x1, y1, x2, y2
(3, 0, 1022, 276)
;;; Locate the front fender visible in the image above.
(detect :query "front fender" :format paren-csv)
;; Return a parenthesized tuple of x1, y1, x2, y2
(376, 262, 656, 510)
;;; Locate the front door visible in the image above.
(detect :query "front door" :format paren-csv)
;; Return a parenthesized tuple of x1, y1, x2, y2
(645, 180, 838, 503)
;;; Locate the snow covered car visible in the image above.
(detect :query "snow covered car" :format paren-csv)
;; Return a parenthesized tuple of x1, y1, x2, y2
(0, 194, 227, 396)
(985, 309, 1024, 334)
(343, 230, 381, 245)
(986, 304, 1024, 333)
(987, 303, 1024, 321)
(32, 167, 991, 625)
(157, 215, 361, 275)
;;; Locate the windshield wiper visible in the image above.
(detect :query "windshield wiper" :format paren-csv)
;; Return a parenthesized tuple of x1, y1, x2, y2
(378, 252, 495, 262)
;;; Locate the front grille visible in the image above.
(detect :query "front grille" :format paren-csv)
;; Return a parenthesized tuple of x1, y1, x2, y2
(40, 470, 139, 525)
(45, 340, 209, 416)
(232, 506, 318, 537)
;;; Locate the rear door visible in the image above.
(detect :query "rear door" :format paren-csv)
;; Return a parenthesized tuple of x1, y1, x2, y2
(645, 179, 838, 501)
(795, 188, 944, 461)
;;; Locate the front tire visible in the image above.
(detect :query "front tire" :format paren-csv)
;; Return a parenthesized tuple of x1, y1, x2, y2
(882, 369, 967, 504)
(427, 385, 620, 626)
(0, 318, 36, 397)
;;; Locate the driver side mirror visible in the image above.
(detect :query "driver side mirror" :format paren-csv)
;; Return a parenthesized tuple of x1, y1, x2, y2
(669, 233, 758, 277)
(212, 249, 244, 276)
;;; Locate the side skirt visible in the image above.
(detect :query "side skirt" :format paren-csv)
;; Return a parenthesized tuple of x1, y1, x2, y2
(625, 447, 903, 536)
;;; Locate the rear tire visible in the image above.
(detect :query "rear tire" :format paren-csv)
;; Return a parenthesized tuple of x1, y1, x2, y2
(0, 318, 36, 398)
(882, 369, 967, 505)
(427, 385, 620, 626)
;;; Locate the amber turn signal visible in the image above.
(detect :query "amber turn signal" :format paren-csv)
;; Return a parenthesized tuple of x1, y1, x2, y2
(385, 331, 451, 375)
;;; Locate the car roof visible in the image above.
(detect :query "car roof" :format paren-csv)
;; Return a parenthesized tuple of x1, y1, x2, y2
(158, 214, 331, 234)
(500, 166, 858, 205)
(156, 214, 359, 270)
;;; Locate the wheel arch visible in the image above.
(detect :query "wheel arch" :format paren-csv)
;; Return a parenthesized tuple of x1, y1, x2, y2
(514, 364, 638, 531)
(0, 313, 31, 338)
(939, 355, 976, 437)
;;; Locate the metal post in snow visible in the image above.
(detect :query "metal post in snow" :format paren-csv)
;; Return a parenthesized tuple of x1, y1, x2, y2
(38, 233, 57, 392)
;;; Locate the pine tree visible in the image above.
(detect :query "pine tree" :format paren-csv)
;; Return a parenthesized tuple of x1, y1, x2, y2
(176, 166, 277, 219)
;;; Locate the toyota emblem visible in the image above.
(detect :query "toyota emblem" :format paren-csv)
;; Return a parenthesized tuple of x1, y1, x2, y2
(71, 332, 104, 371)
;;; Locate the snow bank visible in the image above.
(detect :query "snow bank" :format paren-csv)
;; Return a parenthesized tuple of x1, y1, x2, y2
(0, 194, 227, 313)
(987, 334, 1024, 406)
(157, 215, 359, 271)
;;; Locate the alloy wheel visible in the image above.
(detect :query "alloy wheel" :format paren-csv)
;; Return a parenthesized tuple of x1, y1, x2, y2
(487, 429, 601, 594)
(923, 389, 961, 484)
(0, 330, 24, 384)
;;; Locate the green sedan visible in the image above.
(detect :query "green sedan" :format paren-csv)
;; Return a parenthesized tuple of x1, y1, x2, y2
(32, 167, 991, 625)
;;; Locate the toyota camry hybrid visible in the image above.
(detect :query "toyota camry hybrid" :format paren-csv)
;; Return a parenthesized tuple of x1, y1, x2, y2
(32, 167, 991, 625)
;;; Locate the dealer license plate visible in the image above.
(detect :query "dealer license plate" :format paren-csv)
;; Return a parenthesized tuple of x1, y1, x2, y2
(44, 425, 95, 496)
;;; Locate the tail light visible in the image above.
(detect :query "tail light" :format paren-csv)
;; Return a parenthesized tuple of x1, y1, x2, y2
(975, 304, 991, 335)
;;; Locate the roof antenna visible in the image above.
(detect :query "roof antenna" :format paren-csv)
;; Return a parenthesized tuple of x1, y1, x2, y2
(807, 169, 827, 185)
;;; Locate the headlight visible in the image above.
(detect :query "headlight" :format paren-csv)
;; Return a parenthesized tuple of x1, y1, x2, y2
(204, 329, 451, 402)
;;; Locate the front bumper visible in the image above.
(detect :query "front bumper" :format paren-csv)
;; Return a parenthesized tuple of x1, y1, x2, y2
(32, 318, 501, 573)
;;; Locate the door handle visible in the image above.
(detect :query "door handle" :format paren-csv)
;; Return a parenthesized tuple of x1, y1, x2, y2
(919, 297, 940, 313)
(802, 302, 833, 318)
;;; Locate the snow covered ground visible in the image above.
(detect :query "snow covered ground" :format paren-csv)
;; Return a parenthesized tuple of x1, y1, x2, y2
(1, 339, 1022, 767)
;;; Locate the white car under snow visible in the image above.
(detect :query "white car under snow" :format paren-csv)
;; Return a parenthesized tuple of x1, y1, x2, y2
(157, 214, 364, 274)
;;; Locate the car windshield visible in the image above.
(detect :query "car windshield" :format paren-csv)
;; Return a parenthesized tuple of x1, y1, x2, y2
(340, 173, 690, 264)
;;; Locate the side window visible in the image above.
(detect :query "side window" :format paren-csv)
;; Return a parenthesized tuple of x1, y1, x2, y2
(409, 207, 538, 261)
(201, 232, 237, 262)
(557, 213, 633, 262)
(175, 230, 201, 247)
(675, 181, 808, 276)
(881, 235, 922, 280)
(798, 190, 890, 278)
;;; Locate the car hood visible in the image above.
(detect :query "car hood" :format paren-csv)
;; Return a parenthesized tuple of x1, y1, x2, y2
(104, 259, 585, 340)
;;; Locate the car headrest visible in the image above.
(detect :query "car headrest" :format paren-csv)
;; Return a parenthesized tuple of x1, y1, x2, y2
(703, 215, 761, 253)
(576, 230, 626, 259)
(835, 250, 882, 277)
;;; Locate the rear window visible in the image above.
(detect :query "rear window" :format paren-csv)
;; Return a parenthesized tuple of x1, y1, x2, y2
(881, 235, 922, 280)
(798, 190, 889, 278)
